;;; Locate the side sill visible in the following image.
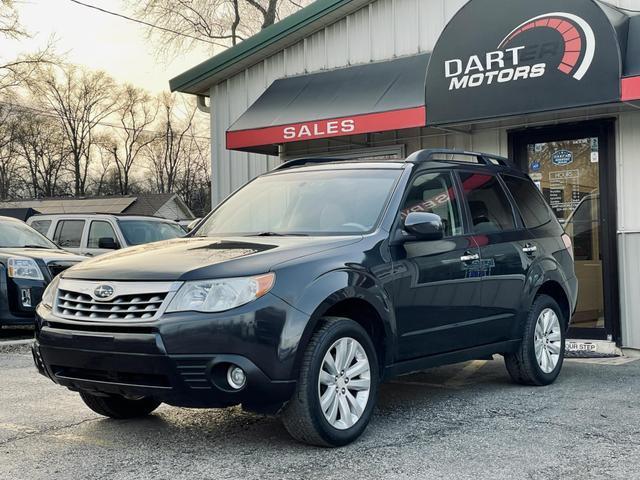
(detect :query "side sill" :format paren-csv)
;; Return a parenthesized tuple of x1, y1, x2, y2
(383, 340, 521, 380)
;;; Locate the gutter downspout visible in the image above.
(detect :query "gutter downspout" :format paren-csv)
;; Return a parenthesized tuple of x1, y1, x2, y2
(197, 95, 211, 114)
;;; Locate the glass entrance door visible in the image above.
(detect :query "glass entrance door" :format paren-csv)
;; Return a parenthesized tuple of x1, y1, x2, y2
(526, 138, 603, 329)
(511, 120, 619, 341)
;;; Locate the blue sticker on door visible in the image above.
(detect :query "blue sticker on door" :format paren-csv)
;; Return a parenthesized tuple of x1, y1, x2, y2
(552, 149, 573, 166)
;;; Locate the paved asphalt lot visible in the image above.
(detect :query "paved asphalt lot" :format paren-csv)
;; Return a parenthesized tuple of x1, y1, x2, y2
(1, 339, 640, 480)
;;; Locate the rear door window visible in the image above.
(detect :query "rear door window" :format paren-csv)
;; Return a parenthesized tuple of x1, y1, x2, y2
(459, 172, 516, 234)
(53, 220, 85, 248)
(502, 174, 553, 229)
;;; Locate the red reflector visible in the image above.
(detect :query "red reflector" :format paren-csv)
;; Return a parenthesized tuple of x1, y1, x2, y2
(562, 233, 574, 260)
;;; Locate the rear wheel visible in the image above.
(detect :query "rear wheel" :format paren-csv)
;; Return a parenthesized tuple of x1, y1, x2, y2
(282, 317, 379, 447)
(79, 392, 161, 419)
(504, 294, 565, 386)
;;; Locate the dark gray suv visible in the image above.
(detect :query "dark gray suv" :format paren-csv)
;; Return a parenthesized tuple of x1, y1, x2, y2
(32, 149, 577, 447)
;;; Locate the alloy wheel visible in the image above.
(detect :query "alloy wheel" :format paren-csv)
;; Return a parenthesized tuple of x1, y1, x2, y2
(317, 337, 371, 430)
(534, 308, 562, 374)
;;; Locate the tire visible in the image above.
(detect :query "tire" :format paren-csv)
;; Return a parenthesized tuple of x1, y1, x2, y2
(504, 294, 566, 386)
(282, 317, 379, 447)
(79, 391, 161, 419)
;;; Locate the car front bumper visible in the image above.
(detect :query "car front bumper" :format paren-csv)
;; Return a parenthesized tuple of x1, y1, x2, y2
(0, 275, 45, 326)
(33, 293, 307, 409)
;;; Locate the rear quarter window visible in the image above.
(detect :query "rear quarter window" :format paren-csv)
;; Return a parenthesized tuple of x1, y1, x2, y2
(502, 174, 553, 229)
(30, 220, 51, 237)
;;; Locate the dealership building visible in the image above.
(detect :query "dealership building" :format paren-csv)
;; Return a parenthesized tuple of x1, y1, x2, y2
(171, 0, 640, 351)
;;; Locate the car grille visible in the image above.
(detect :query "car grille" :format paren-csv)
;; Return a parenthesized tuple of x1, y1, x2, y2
(54, 279, 178, 322)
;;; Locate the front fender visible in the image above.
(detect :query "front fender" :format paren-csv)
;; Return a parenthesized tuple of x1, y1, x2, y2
(276, 268, 396, 378)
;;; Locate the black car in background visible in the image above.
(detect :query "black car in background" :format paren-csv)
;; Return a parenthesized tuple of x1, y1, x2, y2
(32, 150, 577, 446)
(0, 216, 85, 326)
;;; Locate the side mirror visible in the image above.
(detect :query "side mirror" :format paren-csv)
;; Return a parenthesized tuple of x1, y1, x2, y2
(403, 212, 444, 241)
(186, 218, 202, 233)
(98, 237, 120, 250)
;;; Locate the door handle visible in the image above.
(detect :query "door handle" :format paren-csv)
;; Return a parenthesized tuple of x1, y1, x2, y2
(460, 252, 480, 262)
(522, 244, 537, 254)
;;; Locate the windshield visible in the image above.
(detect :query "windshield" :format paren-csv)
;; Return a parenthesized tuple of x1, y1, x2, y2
(0, 220, 57, 249)
(196, 168, 402, 236)
(118, 220, 185, 246)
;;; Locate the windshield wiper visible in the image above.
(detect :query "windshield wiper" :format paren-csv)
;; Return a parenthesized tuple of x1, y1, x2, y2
(246, 232, 309, 237)
(22, 244, 51, 249)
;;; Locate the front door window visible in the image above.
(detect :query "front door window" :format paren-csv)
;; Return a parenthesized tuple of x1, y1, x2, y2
(525, 137, 603, 329)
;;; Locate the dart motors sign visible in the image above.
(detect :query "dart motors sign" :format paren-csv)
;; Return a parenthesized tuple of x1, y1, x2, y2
(426, 0, 624, 125)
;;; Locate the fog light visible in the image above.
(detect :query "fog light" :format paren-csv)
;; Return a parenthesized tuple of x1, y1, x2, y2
(226, 365, 246, 390)
(20, 288, 32, 307)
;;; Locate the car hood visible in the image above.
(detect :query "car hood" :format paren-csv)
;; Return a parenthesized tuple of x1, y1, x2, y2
(62, 236, 362, 281)
(0, 247, 86, 263)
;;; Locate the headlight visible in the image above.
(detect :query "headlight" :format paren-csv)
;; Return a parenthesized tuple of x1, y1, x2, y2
(41, 275, 60, 309)
(7, 257, 44, 281)
(167, 273, 275, 313)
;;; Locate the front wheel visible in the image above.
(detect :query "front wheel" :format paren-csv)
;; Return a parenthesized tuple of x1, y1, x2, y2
(504, 294, 565, 386)
(79, 392, 161, 419)
(282, 317, 379, 447)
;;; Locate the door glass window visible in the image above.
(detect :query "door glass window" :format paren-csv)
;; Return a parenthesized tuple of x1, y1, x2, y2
(401, 172, 462, 237)
(53, 220, 85, 248)
(502, 175, 553, 229)
(87, 221, 117, 248)
(30, 220, 51, 237)
(526, 137, 602, 329)
(459, 173, 516, 233)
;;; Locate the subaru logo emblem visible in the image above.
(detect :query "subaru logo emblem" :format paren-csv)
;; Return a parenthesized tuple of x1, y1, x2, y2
(93, 284, 115, 300)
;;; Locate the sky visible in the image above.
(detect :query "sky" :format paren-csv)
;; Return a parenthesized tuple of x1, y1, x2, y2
(5, 0, 214, 93)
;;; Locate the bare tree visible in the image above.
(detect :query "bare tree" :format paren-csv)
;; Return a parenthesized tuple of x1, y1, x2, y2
(108, 85, 158, 195)
(128, 0, 307, 56)
(175, 134, 211, 216)
(145, 93, 196, 193)
(0, 0, 25, 40)
(141, 93, 210, 214)
(88, 137, 117, 196)
(0, 101, 23, 199)
(34, 66, 118, 196)
(0, 1, 58, 93)
(14, 109, 70, 198)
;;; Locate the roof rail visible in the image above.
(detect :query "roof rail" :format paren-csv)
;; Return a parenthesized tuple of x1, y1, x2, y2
(408, 149, 512, 167)
(274, 157, 348, 170)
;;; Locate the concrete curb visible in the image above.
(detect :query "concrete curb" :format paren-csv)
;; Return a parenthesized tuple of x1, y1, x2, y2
(0, 339, 33, 347)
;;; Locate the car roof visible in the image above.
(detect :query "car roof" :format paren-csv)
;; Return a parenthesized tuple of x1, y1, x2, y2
(271, 149, 524, 176)
(27, 213, 178, 222)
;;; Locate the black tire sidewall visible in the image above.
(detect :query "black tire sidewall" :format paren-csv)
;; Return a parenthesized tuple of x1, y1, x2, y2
(526, 295, 566, 385)
(304, 319, 379, 446)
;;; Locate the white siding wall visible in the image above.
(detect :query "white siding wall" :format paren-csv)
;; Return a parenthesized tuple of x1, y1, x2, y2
(156, 199, 192, 222)
(210, 0, 469, 204)
(617, 111, 640, 349)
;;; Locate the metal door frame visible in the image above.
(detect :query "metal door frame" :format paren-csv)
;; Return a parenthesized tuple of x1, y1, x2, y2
(508, 119, 620, 342)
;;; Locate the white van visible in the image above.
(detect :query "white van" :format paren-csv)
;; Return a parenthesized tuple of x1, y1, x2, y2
(27, 214, 186, 257)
